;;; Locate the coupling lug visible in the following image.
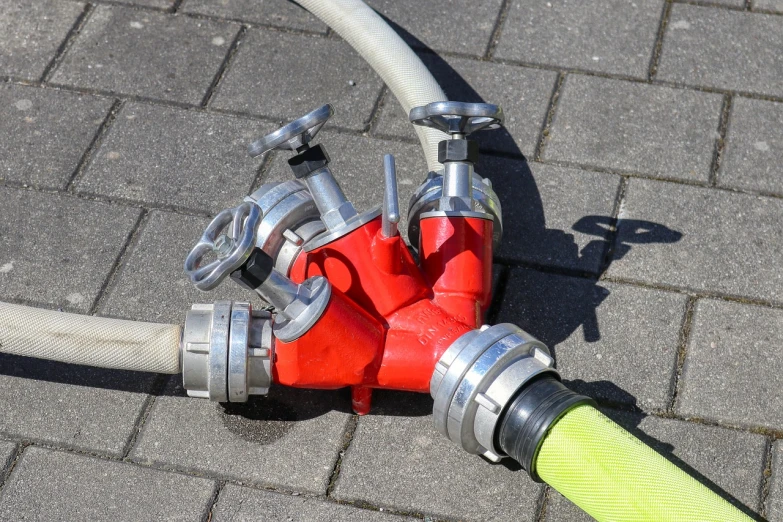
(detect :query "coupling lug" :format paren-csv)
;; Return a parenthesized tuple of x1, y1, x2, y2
(408, 171, 502, 249)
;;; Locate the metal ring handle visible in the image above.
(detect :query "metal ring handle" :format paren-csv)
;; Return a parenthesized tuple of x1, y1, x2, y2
(248, 104, 334, 158)
(409, 101, 504, 136)
(184, 202, 261, 291)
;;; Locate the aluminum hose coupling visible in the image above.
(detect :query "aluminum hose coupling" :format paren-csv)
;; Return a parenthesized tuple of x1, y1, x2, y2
(430, 323, 557, 462)
(181, 301, 273, 403)
(431, 323, 595, 478)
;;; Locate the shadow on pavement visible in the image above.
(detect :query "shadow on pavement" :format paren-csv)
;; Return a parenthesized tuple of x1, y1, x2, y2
(0, 353, 158, 394)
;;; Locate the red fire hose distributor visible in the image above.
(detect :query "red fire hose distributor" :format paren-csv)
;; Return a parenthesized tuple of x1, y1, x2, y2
(184, 103, 504, 414)
(182, 103, 585, 466)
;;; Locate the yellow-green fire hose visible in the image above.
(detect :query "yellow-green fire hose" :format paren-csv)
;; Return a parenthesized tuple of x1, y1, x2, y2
(535, 404, 753, 522)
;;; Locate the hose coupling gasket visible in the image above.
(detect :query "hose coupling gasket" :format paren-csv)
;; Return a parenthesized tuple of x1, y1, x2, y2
(497, 375, 596, 481)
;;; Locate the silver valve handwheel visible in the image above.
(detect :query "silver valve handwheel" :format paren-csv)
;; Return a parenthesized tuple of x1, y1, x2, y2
(184, 202, 261, 291)
(409, 101, 504, 136)
(248, 104, 334, 158)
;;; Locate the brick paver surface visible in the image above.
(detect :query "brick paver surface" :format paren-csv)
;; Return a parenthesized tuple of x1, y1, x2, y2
(495, 0, 664, 79)
(130, 378, 352, 495)
(0, 447, 216, 521)
(544, 75, 723, 182)
(0, 0, 85, 80)
(50, 5, 241, 104)
(770, 442, 783, 522)
(0, 1, 780, 520)
(212, 484, 416, 521)
(0, 441, 17, 479)
(720, 96, 783, 196)
(0, 83, 113, 189)
(181, 0, 328, 33)
(658, 5, 783, 97)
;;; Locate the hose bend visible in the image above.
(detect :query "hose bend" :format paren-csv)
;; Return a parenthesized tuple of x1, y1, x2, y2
(0, 302, 181, 374)
(296, 0, 448, 171)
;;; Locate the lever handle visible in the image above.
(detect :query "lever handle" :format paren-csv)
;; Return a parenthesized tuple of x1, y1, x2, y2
(382, 154, 400, 238)
(248, 104, 334, 158)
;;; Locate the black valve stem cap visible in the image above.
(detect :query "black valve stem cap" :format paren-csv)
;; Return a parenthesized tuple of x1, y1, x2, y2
(288, 143, 331, 179)
(230, 248, 275, 291)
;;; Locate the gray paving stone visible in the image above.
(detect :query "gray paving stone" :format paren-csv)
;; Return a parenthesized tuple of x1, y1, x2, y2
(0, 441, 17, 475)
(0, 188, 140, 312)
(0, 0, 84, 80)
(495, 0, 663, 78)
(720, 97, 783, 195)
(333, 391, 542, 521)
(110, 0, 175, 8)
(182, 0, 328, 32)
(264, 130, 428, 241)
(755, 0, 783, 12)
(364, 0, 503, 56)
(544, 75, 722, 182)
(0, 447, 215, 521)
(0, 354, 156, 455)
(77, 103, 269, 213)
(212, 29, 383, 131)
(658, 5, 783, 97)
(677, 299, 783, 430)
(213, 484, 414, 521)
(374, 53, 557, 158)
(487, 159, 620, 272)
(710, 0, 747, 5)
(0, 84, 112, 189)
(769, 441, 783, 522)
(130, 378, 352, 494)
(497, 271, 685, 410)
(50, 6, 240, 104)
(607, 179, 783, 302)
(543, 412, 766, 520)
(102, 211, 261, 324)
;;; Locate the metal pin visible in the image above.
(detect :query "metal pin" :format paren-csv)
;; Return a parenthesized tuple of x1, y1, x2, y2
(382, 154, 400, 238)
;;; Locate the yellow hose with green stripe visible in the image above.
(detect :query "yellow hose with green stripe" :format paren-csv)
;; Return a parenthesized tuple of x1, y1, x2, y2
(535, 404, 753, 522)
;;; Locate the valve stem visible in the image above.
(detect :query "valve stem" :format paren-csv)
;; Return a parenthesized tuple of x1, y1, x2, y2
(382, 154, 400, 239)
(230, 248, 332, 342)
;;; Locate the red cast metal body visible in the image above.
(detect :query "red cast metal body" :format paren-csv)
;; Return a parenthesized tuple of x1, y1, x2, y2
(289, 216, 429, 318)
(277, 213, 494, 414)
(419, 215, 494, 328)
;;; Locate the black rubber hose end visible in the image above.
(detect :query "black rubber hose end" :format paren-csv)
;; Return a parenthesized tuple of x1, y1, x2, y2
(497, 375, 595, 481)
